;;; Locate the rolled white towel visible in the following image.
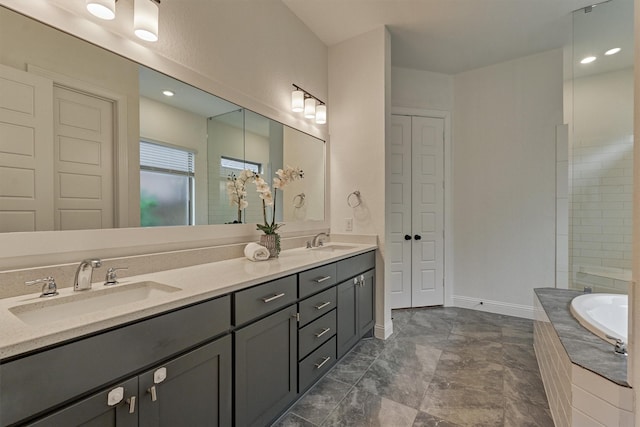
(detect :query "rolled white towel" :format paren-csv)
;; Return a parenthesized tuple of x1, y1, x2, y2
(244, 242, 270, 261)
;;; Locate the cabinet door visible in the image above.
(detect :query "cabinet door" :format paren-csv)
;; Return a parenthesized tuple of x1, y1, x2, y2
(138, 335, 232, 427)
(235, 306, 298, 427)
(26, 378, 138, 427)
(358, 269, 375, 338)
(336, 279, 358, 359)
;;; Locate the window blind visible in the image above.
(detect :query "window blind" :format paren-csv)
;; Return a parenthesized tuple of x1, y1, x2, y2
(140, 141, 194, 175)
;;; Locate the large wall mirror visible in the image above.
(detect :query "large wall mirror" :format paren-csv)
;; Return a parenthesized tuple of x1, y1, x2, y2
(569, 0, 633, 292)
(0, 5, 325, 233)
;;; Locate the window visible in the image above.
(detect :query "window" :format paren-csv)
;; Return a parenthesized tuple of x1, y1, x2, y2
(220, 156, 261, 176)
(140, 141, 194, 227)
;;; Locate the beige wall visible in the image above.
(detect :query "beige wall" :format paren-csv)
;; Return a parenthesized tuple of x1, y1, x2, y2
(452, 49, 563, 313)
(329, 27, 391, 337)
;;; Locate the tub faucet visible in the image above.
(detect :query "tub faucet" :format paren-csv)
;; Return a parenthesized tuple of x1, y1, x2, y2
(606, 335, 627, 356)
(311, 232, 329, 247)
(74, 259, 102, 291)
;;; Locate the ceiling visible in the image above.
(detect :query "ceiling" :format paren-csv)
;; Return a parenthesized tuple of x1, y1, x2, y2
(282, 0, 631, 75)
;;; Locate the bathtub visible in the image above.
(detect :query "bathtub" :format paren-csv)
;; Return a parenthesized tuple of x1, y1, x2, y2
(570, 293, 628, 343)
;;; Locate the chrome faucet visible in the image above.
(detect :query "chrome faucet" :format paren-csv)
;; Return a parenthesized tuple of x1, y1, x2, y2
(311, 232, 330, 248)
(606, 335, 628, 356)
(74, 259, 102, 291)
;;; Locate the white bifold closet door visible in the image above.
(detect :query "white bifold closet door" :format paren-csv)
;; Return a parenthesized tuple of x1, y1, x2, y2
(389, 114, 444, 308)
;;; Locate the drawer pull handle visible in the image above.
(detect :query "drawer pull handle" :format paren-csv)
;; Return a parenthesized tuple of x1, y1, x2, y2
(314, 276, 332, 283)
(262, 293, 285, 303)
(126, 396, 136, 414)
(315, 356, 331, 369)
(315, 301, 332, 310)
(315, 327, 331, 338)
(148, 385, 157, 402)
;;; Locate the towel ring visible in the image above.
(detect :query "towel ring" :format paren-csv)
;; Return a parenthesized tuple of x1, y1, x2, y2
(347, 190, 362, 208)
(293, 193, 306, 208)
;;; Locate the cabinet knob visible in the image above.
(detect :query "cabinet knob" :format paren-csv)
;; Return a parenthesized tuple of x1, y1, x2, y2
(147, 385, 158, 402)
(107, 387, 124, 406)
(314, 301, 332, 310)
(404, 234, 412, 241)
(126, 396, 136, 414)
(262, 293, 285, 303)
(414, 234, 422, 240)
(314, 356, 331, 369)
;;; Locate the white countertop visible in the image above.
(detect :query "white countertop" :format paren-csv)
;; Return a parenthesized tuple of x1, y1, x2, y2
(0, 243, 376, 360)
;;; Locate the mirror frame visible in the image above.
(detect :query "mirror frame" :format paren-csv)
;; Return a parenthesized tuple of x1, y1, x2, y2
(0, 1, 329, 269)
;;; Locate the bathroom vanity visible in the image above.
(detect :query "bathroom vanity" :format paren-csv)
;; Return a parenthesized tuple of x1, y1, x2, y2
(0, 245, 376, 427)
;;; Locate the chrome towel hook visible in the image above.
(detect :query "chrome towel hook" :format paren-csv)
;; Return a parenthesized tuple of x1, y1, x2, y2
(347, 190, 361, 208)
(293, 193, 306, 208)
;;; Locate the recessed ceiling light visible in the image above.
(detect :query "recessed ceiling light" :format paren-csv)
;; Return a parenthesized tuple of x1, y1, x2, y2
(162, 90, 174, 97)
(580, 56, 597, 64)
(605, 48, 621, 56)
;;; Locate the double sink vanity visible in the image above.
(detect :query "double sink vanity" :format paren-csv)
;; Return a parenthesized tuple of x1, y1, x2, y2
(0, 242, 377, 427)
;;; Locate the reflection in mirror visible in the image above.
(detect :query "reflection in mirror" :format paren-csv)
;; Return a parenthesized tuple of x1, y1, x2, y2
(569, 0, 633, 292)
(0, 5, 325, 232)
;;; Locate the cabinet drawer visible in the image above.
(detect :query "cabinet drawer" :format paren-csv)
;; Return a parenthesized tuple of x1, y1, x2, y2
(0, 295, 231, 427)
(337, 251, 375, 282)
(234, 275, 297, 326)
(298, 286, 336, 327)
(298, 310, 336, 360)
(299, 263, 337, 298)
(298, 336, 336, 393)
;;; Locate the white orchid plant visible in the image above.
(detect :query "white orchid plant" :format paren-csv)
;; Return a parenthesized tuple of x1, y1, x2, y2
(226, 169, 253, 223)
(253, 166, 304, 234)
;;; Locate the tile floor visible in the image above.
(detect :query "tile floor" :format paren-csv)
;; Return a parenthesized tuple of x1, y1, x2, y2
(274, 307, 554, 427)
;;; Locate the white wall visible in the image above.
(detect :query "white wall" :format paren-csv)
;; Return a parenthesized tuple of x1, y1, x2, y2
(391, 66, 453, 111)
(329, 27, 391, 337)
(0, 0, 330, 268)
(452, 49, 563, 316)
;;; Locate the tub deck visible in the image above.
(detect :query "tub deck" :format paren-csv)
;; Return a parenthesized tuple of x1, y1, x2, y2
(534, 288, 628, 387)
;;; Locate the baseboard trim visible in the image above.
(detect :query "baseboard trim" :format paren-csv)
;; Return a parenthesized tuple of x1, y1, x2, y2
(452, 295, 534, 320)
(375, 320, 393, 339)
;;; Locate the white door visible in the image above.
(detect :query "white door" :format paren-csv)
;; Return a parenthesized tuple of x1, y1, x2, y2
(53, 86, 114, 230)
(388, 115, 413, 308)
(389, 114, 444, 308)
(0, 64, 54, 232)
(411, 116, 444, 307)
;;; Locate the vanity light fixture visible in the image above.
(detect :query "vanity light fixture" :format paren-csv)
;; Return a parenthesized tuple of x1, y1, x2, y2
(134, 0, 161, 42)
(291, 88, 304, 112)
(580, 56, 597, 64)
(304, 98, 316, 118)
(605, 47, 621, 55)
(86, 0, 117, 20)
(162, 90, 175, 97)
(315, 104, 327, 124)
(291, 84, 327, 124)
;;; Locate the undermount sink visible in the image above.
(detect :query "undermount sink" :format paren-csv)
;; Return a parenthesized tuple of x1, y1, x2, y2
(310, 244, 359, 252)
(9, 281, 181, 325)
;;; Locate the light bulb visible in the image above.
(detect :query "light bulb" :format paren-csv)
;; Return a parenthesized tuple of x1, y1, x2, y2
(134, 0, 159, 42)
(291, 89, 304, 112)
(315, 104, 326, 124)
(86, 0, 116, 20)
(304, 98, 316, 118)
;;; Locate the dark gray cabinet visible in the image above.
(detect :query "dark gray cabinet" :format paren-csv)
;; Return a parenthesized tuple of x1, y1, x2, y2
(5, 250, 376, 427)
(138, 336, 232, 427)
(26, 336, 232, 427)
(27, 378, 139, 427)
(234, 305, 298, 427)
(336, 253, 376, 359)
